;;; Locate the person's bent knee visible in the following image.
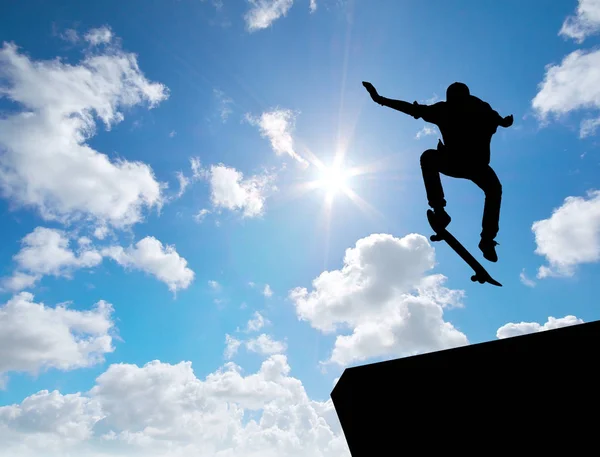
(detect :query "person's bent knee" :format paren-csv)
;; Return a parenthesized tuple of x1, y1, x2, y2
(420, 149, 437, 168)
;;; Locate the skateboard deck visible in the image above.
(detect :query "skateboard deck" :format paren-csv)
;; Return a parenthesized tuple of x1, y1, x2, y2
(427, 210, 502, 287)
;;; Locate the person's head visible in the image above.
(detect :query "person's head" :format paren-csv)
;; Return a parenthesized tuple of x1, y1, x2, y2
(446, 82, 470, 103)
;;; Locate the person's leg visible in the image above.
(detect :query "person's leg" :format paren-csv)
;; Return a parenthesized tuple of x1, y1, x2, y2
(420, 148, 452, 227)
(420, 149, 447, 208)
(469, 165, 502, 261)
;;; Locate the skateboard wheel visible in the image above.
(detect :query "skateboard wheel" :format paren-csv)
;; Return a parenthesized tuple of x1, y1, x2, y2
(430, 235, 441, 242)
(471, 275, 477, 282)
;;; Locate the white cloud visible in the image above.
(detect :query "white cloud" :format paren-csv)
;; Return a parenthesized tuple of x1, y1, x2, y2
(579, 116, 600, 137)
(245, 0, 295, 32)
(1, 227, 103, 292)
(78, 236, 92, 247)
(224, 334, 242, 359)
(209, 164, 276, 218)
(174, 172, 190, 199)
(0, 272, 39, 293)
(225, 332, 286, 358)
(188, 160, 277, 218)
(208, 280, 221, 290)
(169, 130, 176, 138)
(246, 311, 270, 332)
(0, 292, 114, 382)
(102, 237, 195, 293)
(262, 284, 273, 297)
(58, 28, 79, 43)
(245, 109, 307, 165)
(531, 48, 600, 137)
(94, 225, 110, 240)
(531, 190, 600, 278)
(415, 126, 437, 139)
(83, 26, 113, 46)
(245, 334, 287, 356)
(190, 157, 210, 181)
(214, 88, 233, 122)
(559, 0, 600, 43)
(310, 0, 317, 13)
(0, 356, 350, 457)
(519, 269, 536, 287)
(0, 33, 168, 230)
(289, 233, 468, 366)
(193, 208, 211, 223)
(496, 315, 584, 339)
(0, 390, 104, 453)
(1, 229, 195, 293)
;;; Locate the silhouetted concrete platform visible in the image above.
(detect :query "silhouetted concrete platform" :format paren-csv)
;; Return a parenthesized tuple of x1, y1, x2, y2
(331, 321, 599, 455)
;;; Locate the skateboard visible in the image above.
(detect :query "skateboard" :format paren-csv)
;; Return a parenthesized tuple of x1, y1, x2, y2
(427, 210, 502, 287)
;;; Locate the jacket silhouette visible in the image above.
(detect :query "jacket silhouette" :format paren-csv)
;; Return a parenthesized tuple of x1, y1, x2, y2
(363, 81, 513, 262)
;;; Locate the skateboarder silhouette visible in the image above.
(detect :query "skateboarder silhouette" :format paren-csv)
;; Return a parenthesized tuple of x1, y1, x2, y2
(362, 81, 513, 262)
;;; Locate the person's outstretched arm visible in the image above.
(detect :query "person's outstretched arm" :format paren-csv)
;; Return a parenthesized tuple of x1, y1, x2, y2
(362, 81, 422, 118)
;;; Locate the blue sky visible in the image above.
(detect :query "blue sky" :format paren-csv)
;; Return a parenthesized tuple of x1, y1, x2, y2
(0, 0, 599, 455)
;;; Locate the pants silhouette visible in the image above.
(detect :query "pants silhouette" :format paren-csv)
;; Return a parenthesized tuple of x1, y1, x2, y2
(420, 145, 501, 241)
(360, 80, 513, 253)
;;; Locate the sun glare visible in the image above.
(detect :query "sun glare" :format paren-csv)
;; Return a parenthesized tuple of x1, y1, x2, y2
(317, 165, 349, 196)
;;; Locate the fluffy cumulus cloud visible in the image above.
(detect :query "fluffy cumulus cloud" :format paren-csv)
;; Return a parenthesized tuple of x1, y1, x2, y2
(84, 26, 114, 45)
(0, 389, 104, 453)
(532, 1, 600, 137)
(0, 356, 349, 457)
(245, 0, 295, 32)
(496, 315, 584, 339)
(225, 333, 287, 359)
(559, 0, 600, 43)
(289, 233, 468, 367)
(1, 228, 195, 293)
(245, 334, 287, 355)
(188, 158, 278, 219)
(532, 48, 600, 136)
(102, 237, 195, 293)
(1, 227, 103, 292)
(531, 190, 600, 278)
(0, 29, 168, 231)
(0, 292, 114, 385)
(246, 311, 270, 332)
(209, 164, 276, 218)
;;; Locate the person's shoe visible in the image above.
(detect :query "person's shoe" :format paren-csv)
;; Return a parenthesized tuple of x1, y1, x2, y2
(478, 238, 499, 262)
(433, 208, 451, 229)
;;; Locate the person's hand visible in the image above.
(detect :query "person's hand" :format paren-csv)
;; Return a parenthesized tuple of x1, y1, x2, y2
(362, 81, 380, 103)
(500, 114, 513, 128)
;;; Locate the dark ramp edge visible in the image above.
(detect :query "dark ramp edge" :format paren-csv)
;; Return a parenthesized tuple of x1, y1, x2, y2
(331, 321, 600, 455)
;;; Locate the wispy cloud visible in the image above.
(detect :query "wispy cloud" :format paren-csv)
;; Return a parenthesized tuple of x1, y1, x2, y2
(244, 0, 295, 32)
(214, 89, 234, 122)
(519, 269, 536, 287)
(245, 109, 308, 165)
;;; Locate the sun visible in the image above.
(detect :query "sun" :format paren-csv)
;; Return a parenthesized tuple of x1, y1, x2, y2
(316, 164, 349, 196)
